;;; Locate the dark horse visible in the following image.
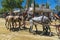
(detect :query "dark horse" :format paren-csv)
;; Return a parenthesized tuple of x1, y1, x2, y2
(22, 10, 28, 28)
(13, 12, 22, 29)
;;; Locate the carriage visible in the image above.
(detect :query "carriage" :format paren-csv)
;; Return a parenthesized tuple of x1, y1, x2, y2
(28, 7, 60, 37)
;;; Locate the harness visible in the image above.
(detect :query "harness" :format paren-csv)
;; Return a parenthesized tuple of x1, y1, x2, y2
(41, 15, 44, 23)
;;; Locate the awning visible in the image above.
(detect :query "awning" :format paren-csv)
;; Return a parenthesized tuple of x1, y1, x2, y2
(35, 8, 52, 12)
(13, 10, 20, 13)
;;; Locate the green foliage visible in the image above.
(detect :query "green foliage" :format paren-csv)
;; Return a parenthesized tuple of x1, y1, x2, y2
(45, 3, 49, 8)
(55, 0, 60, 11)
(15, 0, 24, 8)
(35, 4, 39, 7)
(2, 0, 16, 11)
(1, 0, 24, 11)
(0, 8, 3, 14)
(55, 5, 60, 11)
(0, 7, 8, 14)
(29, 0, 33, 7)
(26, 0, 33, 8)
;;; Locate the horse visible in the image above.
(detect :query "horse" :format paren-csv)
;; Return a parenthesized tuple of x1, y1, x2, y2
(22, 10, 28, 28)
(54, 11, 60, 38)
(5, 15, 14, 30)
(29, 15, 51, 36)
(4, 11, 15, 30)
(13, 12, 22, 29)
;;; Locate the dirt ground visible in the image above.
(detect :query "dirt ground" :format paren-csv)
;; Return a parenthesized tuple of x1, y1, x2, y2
(0, 18, 60, 40)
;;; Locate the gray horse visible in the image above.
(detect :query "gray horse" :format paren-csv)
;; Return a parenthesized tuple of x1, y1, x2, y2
(29, 15, 51, 36)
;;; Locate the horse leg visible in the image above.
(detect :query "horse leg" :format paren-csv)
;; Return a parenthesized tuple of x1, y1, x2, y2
(58, 27, 60, 39)
(15, 21, 17, 28)
(7, 22, 9, 29)
(29, 23, 33, 33)
(10, 22, 11, 28)
(41, 24, 46, 35)
(12, 21, 14, 28)
(5, 20, 8, 29)
(35, 24, 37, 33)
(9, 22, 12, 31)
(29, 20, 33, 33)
(23, 20, 26, 28)
(43, 24, 46, 32)
(8, 21, 11, 30)
(48, 25, 51, 36)
(45, 25, 50, 35)
(29, 26, 33, 33)
(58, 27, 60, 34)
(19, 20, 21, 30)
(5, 19, 9, 29)
(56, 26, 58, 34)
(5, 20, 7, 26)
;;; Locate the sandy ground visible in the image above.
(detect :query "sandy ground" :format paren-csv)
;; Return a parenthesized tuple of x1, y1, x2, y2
(0, 18, 60, 40)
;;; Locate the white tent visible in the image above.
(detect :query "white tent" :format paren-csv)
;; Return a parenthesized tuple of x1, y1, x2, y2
(13, 9, 20, 13)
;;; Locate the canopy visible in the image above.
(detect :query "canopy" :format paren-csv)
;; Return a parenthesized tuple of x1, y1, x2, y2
(13, 9, 20, 13)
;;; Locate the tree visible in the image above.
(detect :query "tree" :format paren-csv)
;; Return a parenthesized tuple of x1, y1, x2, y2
(0, 8, 3, 14)
(0, 7, 8, 14)
(35, 4, 39, 7)
(54, 0, 60, 11)
(2, 0, 23, 12)
(45, 3, 49, 8)
(26, 0, 33, 9)
(55, 5, 60, 11)
(15, 0, 23, 8)
(2, 0, 16, 11)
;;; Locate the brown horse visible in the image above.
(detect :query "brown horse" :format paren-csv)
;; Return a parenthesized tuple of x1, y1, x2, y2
(5, 15, 14, 29)
(22, 11, 28, 28)
(13, 13, 22, 29)
(54, 13, 60, 38)
(5, 11, 14, 30)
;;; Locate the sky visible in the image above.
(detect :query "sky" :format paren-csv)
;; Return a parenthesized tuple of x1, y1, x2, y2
(0, 0, 2, 8)
(22, 0, 57, 9)
(0, 0, 58, 9)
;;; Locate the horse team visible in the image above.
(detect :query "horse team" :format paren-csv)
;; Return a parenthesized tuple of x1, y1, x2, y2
(4, 10, 60, 38)
(5, 11, 22, 30)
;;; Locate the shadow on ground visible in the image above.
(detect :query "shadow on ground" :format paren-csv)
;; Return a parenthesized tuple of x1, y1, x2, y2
(32, 30, 55, 36)
(9, 26, 29, 32)
(8, 26, 55, 37)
